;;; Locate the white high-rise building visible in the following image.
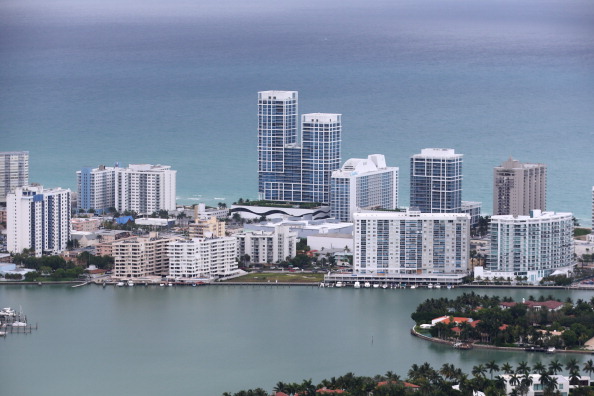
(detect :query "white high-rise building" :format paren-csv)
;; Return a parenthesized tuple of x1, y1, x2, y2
(353, 210, 470, 275)
(330, 154, 398, 222)
(493, 157, 546, 216)
(77, 163, 176, 214)
(168, 237, 239, 280)
(0, 151, 29, 203)
(7, 185, 71, 257)
(235, 225, 298, 265)
(484, 210, 574, 283)
(410, 148, 463, 213)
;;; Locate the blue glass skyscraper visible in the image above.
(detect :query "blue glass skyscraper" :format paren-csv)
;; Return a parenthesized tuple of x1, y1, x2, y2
(258, 91, 341, 204)
(410, 148, 463, 213)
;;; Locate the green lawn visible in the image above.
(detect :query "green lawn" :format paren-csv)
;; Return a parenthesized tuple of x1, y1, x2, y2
(223, 272, 325, 283)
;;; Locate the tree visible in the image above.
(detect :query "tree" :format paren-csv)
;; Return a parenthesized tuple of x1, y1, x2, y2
(472, 364, 487, 379)
(486, 361, 500, 379)
(583, 359, 594, 378)
(516, 361, 531, 376)
(548, 359, 563, 375)
(502, 363, 514, 374)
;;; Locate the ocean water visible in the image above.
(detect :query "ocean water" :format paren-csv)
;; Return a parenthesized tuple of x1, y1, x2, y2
(1, 0, 593, 223)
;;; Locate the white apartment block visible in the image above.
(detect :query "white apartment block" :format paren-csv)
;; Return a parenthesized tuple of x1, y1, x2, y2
(235, 225, 298, 265)
(484, 210, 573, 283)
(330, 154, 398, 222)
(0, 151, 29, 203)
(77, 163, 176, 214)
(168, 237, 239, 280)
(353, 210, 470, 275)
(493, 157, 546, 216)
(112, 232, 177, 278)
(7, 185, 71, 257)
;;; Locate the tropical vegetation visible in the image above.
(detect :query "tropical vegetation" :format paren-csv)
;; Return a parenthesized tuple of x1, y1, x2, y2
(224, 360, 594, 395)
(412, 292, 594, 349)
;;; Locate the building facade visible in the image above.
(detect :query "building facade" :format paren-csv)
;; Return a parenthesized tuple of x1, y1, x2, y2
(330, 154, 399, 222)
(257, 91, 341, 203)
(112, 233, 177, 278)
(353, 210, 470, 275)
(235, 225, 298, 265)
(410, 148, 463, 213)
(493, 157, 547, 216)
(7, 185, 71, 257)
(77, 163, 176, 214)
(168, 237, 239, 279)
(486, 210, 573, 283)
(461, 201, 481, 227)
(0, 151, 29, 203)
(188, 216, 226, 238)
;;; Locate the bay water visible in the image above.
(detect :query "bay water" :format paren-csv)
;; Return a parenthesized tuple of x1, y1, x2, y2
(1, 285, 594, 395)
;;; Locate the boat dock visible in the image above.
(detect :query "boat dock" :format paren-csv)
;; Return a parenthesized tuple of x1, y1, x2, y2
(0, 307, 38, 337)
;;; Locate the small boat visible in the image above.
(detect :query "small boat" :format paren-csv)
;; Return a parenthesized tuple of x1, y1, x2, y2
(354, 281, 361, 288)
(319, 282, 325, 288)
(410, 285, 416, 289)
(373, 283, 379, 288)
(447, 284, 452, 289)
(382, 284, 388, 289)
(336, 281, 344, 287)
(427, 283, 433, 289)
(453, 342, 473, 350)
(364, 282, 371, 288)
(167, 283, 173, 287)
(127, 281, 134, 287)
(547, 347, 556, 354)
(159, 283, 165, 287)
(116, 282, 125, 287)
(11, 321, 27, 327)
(435, 283, 441, 289)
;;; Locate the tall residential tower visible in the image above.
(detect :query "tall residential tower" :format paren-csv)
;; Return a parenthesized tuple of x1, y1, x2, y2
(493, 157, 546, 216)
(257, 91, 341, 204)
(410, 148, 462, 213)
(7, 185, 71, 257)
(0, 151, 29, 203)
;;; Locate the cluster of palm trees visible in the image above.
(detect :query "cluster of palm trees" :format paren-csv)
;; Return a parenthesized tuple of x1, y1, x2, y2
(498, 358, 594, 396)
(223, 360, 594, 396)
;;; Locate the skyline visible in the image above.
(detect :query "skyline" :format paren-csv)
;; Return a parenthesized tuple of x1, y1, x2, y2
(2, 0, 593, 223)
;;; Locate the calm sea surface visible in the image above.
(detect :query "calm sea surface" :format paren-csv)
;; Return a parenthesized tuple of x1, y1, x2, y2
(1, 0, 594, 223)
(1, 285, 594, 395)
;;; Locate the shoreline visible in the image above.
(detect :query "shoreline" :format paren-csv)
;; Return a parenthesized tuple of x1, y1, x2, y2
(410, 326, 594, 355)
(1, 280, 594, 290)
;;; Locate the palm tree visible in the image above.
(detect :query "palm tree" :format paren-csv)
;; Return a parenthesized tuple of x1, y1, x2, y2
(509, 373, 520, 388)
(472, 364, 487, 379)
(486, 360, 500, 379)
(273, 381, 287, 393)
(516, 361, 531, 376)
(533, 362, 547, 375)
(583, 359, 594, 378)
(569, 368, 581, 387)
(502, 362, 514, 374)
(543, 376, 558, 396)
(548, 359, 563, 375)
(566, 358, 580, 373)
(440, 363, 457, 381)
